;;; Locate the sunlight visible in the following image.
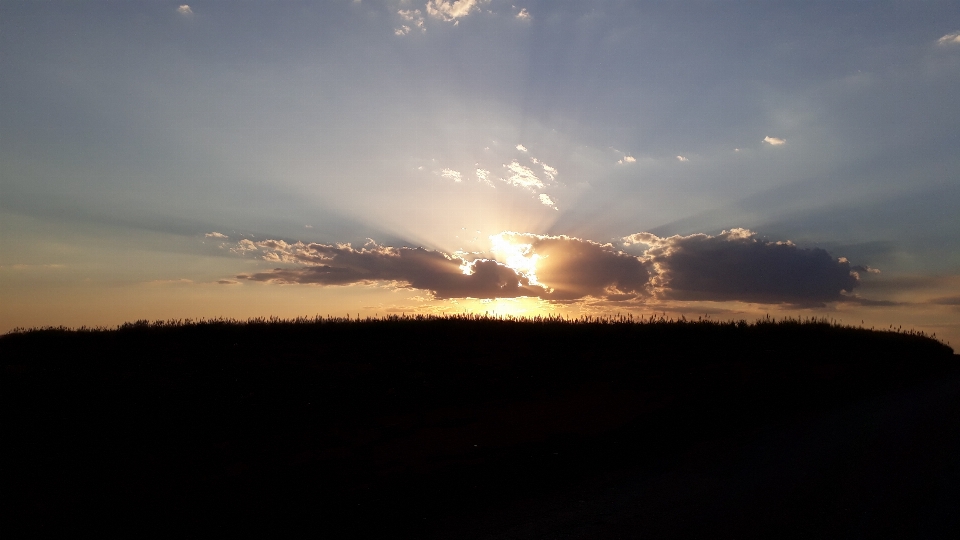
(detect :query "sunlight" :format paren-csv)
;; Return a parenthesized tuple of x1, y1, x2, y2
(490, 232, 541, 285)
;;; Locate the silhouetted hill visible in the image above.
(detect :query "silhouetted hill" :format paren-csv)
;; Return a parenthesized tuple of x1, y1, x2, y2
(2, 316, 958, 537)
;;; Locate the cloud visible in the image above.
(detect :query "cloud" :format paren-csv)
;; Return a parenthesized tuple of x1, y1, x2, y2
(625, 228, 861, 306)
(930, 295, 960, 305)
(476, 168, 494, 186)
(538, 194, 557, 209)
(236, 240, 546, 300)
(763, 136, 786, 146)
(937, 31, 960, 45)
(491, 233, 652, 301)
(230, 229, 874, 307)
(516, 144, 528, 152)
(516, 8, 531, 21)
(426, 0, 483, 23)
(396, 9, 425, 35)
(676, 155, 688, 162)
(440, 168, 462, 182)
(217, 279, 240, 285)
(617, 155, 636, 164)
(502, 161, 544, 191)
(205, 232, 228, 238)
(177, 5, 193, 16)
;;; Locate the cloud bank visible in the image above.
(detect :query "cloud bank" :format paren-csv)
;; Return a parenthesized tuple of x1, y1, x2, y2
(234, 229, 866, 306)
(624, 229, 860, 306)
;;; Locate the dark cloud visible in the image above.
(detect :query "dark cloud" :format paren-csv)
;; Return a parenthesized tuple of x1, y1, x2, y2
(929, 296, 960, 306)
(494, 233, 652, 300)
(233, 229, 871, 306)
(237, 241, 546, 300)
(625, 229, 861, 306)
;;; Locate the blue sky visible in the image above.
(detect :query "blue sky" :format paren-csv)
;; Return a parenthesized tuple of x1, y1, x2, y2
(2, 1, 959, 343)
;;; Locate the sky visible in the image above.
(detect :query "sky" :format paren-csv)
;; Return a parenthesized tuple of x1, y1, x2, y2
(2, 1, 959, 345)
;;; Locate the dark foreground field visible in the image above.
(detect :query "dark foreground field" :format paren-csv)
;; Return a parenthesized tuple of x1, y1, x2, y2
(3, 316, 959, 537)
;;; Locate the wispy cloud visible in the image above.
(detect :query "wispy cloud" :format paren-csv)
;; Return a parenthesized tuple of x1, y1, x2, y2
(502, 161, 544, 191)
(476, 168, 494, 186)
(937, 31, 960, 45)
(516, 8, 531, 21)
(426, 0, 484, 23)
(440, 168, 462, 182)
(538, 194, 557, 209)
(205, 232, 228, 238)
(617, 155, 636, 164)
(763, 136, 786, 146)
(516, 144, 528, 152)
(396, 9, 425, 35)
(176, 5, 193, 16)
(676, 155, 688, 162)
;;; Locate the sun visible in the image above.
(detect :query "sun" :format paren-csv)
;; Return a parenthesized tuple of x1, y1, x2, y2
(489, 233, 541, 285)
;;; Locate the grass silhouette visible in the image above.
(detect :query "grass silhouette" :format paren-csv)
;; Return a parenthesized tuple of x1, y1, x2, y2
(3, 316, 958, 537)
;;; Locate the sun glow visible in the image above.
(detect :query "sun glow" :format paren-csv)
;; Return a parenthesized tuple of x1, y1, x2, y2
(490, 233, 541, 285)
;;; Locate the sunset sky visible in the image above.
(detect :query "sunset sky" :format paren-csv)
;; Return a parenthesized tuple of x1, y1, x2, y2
(2, 1, 959, 345)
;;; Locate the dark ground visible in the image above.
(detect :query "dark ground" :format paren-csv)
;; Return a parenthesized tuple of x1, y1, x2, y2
(2, 317, 958, 537)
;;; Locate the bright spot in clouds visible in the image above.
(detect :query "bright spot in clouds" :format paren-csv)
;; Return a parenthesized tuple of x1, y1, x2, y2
(177, 5, 192, 16)
(617, 155, 637, 164)
(205, 232, 228, 238)
(490, 233, 541, 285)
(676, 155, 688, 162)
(516, 144, 528, 152)
(763, 136, 786, 146)
(516, 8, 531, 21)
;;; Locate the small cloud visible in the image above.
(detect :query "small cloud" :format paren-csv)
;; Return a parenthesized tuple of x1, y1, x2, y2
(205, 232, 228, 238)
(676, 155, 688, 162)
(734, 148, 740, 152)
(440, 168, 462, 182)
(617, 155, 637, 164)
(426, 0, 483, 23)
(516, 144, 528, 152)
(763, 136, 786, 146)
(930, 295, 960, 305)
(177, 5, 193, 16)
(539, 194, 558, 210)
(476, 168, 494, 186)
(502, 160, 544, 191)
(305, 225, 313, 229)
(396, 9, 425, 35)
(217, 280, 240, 285)
(937, 31, 960, 45)
(516, 8, 531, 21)
(541, 163, 558, 182)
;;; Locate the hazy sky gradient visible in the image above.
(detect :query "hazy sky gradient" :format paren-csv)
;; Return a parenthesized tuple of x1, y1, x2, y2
(2, 1, 959, 343)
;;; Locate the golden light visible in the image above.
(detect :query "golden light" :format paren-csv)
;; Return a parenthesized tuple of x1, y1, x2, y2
(489, 232, 541, 285)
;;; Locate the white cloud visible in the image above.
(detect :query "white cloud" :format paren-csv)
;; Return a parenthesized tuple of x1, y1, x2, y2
(937, 31, 960, 45)
(763, 136, 786, 146)
(502, 161, 544, 191)
(440, 168, 462, 182)
(516, 8, 531, 21)
(205, 231, 228, 238)
(676, 155, 688, 162)
(396, 9, 425, 35)
(539, 194, 558, 209)
(516, 144, 528, 152)
(426, 0, 483, 23)
(177, 5, 193, 16)
(476, 168, 494, 186)
(617, 155, 637, 164)
(540, 162, 558, 181)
